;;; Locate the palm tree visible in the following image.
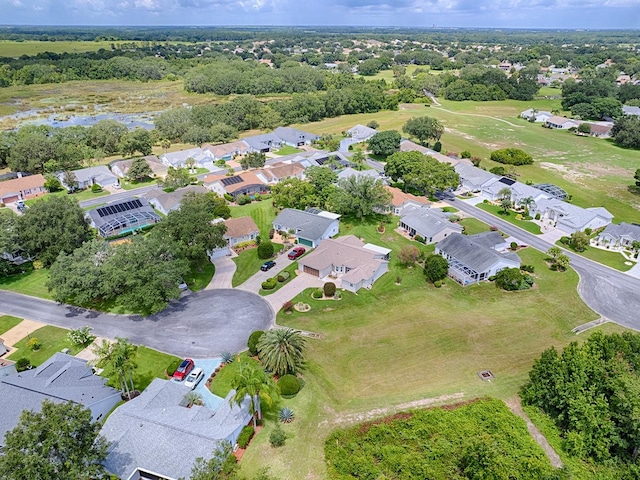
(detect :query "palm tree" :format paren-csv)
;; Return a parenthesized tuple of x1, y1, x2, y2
(351, 150, 366, 171)
(257, 328, 306, 376)
(280, 230, 290, 245)
(185, 157, 196, 174)
(497, 187, 512, 214)
(519, 196, 535, 216)
(231, 364, 277, 428)
(92, 337, 138, 399)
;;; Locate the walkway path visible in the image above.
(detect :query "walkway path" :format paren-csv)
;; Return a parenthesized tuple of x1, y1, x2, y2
(75, 336, 112, 362)
(206, 256, 236, 290)
(1, 319, 45, 347)
(261, 274, 325, 313)
(506, 397, 563, 468)
(572, 317, 610, 334)
(432, 106, 525, 128)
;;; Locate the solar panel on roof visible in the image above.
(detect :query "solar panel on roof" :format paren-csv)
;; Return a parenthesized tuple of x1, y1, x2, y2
(221, 176, 243, 186)
(499, 177, 515, 186)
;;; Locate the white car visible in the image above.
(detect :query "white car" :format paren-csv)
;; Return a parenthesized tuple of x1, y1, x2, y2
(183, 367, 204, 390)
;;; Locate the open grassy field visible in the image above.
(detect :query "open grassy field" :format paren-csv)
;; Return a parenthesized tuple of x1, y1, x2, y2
(0, 40, 124, 57)
(236, 215, 629, 479)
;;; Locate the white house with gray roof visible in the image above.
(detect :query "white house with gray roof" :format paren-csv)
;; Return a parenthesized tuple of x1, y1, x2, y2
(435, 232, 521, 286)
(273, 126, 319, 147)
(273, 208, 340, 248)
(595, 222, 640, 249)
(520, 109, 552, 123)
(623, 105, 640, 116)
(480, 177, 550, 205)
(101, 378, 251, 480)
(243, 132, 283, 153)
(399, 207, 462, 244)
(0, 353, 121, 447)
(454, 163, 500, 192)
(340, 124, 377, 151)
(58, 165, 119, 190)
(160, 147, 215, 171)
(532, 198, 613, 234)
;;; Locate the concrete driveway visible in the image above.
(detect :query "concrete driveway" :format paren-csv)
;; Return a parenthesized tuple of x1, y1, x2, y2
(262, 274, 325, 312)
(237, 250, 301, 292)
(207, 256, 237, 290)
(0, 289, 273, 358)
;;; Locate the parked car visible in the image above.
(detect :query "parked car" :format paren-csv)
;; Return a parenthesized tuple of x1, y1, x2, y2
(261, 261, 276, 271)
(184, 367, 205, 390)
(287, 246, 306, 260)
(172, 358, 195, 381)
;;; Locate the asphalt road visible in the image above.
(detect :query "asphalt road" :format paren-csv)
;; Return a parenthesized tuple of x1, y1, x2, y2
(0, 289, 273, 358)
(79, 185, 158, 208)
(450, 199, 640, 329)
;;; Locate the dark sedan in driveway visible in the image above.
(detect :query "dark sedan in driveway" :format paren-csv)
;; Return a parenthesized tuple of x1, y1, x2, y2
(260, 261, 276, 271)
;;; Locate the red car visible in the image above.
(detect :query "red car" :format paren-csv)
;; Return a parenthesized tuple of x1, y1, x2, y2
(172, 358, 195, 381)
(288, 246, 306, 260)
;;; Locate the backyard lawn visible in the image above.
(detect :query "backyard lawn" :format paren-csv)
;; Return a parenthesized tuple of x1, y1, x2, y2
(229, 200, 278, 237)
(475, 202, 542, 234)
(7, 325, 85, 366)
(0, 315, 23, 335)
(237, 243, 628, 479)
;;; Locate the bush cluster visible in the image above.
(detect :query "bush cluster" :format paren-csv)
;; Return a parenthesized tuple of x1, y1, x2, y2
(312, 288, 323, 299)
(257, 241, 275, 259)
(490, 148, 533, 166)
(278, 374, 301, 397)
(520, 264, 535, 273)
(323, 282, 336, 297)
(166, 359, 182, 376)
(262, 278, 277, 290)
(16, 358, 31, 372)
(247, 330, 264, 356)
(269, 425, 286, 448)
(237, 425, 254, 449)
(277, 271, 290, 282)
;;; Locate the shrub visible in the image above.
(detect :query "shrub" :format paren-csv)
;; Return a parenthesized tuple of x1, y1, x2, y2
(521, 264, 535, 273)
(166, 359, 182, 376)
(224, 193, 234, 202)
(237, 425, 254, 449)
(279, 407, 295, 423)
(559, 236, 571, 245)
(490, 166, 506, 176)
(535, 213, 541, 220)
(269, 425, 286, 448)
(489, 225, 499, 231)
(585, 228, 592, 236)
(510, 241, 518, 251)
(248, 330, 265, 355)
(278, 374, 301, 397)
(26, 337, 41, 351)
(312, 288, 323, 299)
(323, 282, 337, 297)
(91, 183, 102, 192)
(490, 148, 533, 166)
(221, 352, 234, 364)
(67, 326, 95, 346)
(282, 301, 293, 313)
(15, 358, 31, 372)
(432, 141, 442, 152)
(254, 193, 262, 202)
(236, 194, 251, 205)
(367, 120, 379, 129)
(495, 268, 526, 291)
(268, 228, 275, 239)
(257, 241, 275, 259)
(277, 271, 290, 282)
(470, 156, 482, 167)
(434, 280, 442, 288)
(414, 235, 426, 244)
(460, 150, 471, 158)
(424, 254, 449, 283)
(262, 278, 277, 290)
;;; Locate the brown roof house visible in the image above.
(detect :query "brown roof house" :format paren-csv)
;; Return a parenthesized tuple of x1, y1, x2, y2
(209, 216, 260, 259)
(298, 235, 390, 292)
(110, 155, 169, 179)
(382, 186, 430, 215)
(144, 185, 208, 215)
(203, 141, 251, 161)
(0, 174, 46, 204)
(255, 162, 306, 184)
(203, 171, 269, 200)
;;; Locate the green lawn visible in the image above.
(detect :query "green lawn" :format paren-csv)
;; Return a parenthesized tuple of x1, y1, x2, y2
(7, 326, 85, 366)
(237, 241, 628, 479)
(231, 244, 284, 287)
(273, 145, 303, 156)
(0, 267, 52, 300)
(25, 188, 109, 207)
(119, 177, 157, 190)
(229, 201, 278, 238)
(185, 262, 215, 291)
(0, 315, 23, 335)
(100, 346, 180, 392)
(458, 217, 490, 236)
(259, 261, 298, 296)
(209, 353, 262, 398)
(475, 202, 542, 234)
(0, 40, 131, 57)
(556, 242, 633, 271)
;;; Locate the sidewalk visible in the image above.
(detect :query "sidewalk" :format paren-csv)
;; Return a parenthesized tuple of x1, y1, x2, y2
(75, 336, 112, 362)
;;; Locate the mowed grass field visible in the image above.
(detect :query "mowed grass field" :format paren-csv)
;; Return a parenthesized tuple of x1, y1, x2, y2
(237, 215, 629, 479)
(0, 40, 123, 57)
(294, 95, 640, 223)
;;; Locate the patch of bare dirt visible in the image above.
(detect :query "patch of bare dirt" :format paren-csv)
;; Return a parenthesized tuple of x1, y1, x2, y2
(539, 162, 590, 184)
(581, 163, 634, 178)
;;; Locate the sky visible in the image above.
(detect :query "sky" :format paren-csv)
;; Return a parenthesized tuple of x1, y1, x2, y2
(1, 0, 639, 29)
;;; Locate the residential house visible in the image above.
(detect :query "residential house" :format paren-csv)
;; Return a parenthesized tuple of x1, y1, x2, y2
(340, 124, 377, 151)
(86, 197, 161, 237)
(520, 109, 553, 123)
(272, 208, 340, 248)
(204, 171, 269, 200)
(59, 166, 119, 190)
(0, 338, 7, 357)
(617, 74, 632, 86)
(399, 207, 463, 244)
(623, 105, 640, 117)
(454, 163, 500, 192)
(101, 378, 252, 480)
(298, 235, 390, 292)
(0, 173, 46, 204)
(595, 222, 640, 249)
(242, 133, 283, 153)
(209, 216, 260, 259)
(0, 353, 121, 447)
(480, 177, 550, 205)
(160, 147, 215, 170)
(435, 232, 522, 286)
(589, 124, 613, 138)
(0, 358, 16, 378)
(336, 167, 381, 182)
(469, 231, 510, 252)
(383, 185, 430, 215)
(202, 141, 251, 161)
(532, 198, 613, 234)
(399, 139, 471, 166)
(144, 185, 208, 215)
(255, 161, 306, 184)
(544, 116, 579, 129)
(110, 155, 168, 179)
(274, 127, 319, 147)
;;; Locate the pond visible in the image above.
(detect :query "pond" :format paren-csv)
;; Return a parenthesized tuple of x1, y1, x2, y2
(1, 106, 158, 130)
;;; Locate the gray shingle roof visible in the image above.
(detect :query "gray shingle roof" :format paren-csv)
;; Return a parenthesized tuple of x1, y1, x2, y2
(101, 378, 251, 480)
(243, 133, 282, 151)
(0, 353, 120, 446)
(455, 164, 499, 189)
(273, 208, 338, 242)
(274, 126, 319, 145)
(436, 233, 521, 273)
(400, 208, 462, 238)
(598, 222, 640, 242)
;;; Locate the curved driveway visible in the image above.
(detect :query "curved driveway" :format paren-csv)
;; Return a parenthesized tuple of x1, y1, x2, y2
(0, 289, 273, 358)
(451, 200, 640, 330)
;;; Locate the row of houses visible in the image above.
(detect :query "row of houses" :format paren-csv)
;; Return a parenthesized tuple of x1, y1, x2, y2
(0, 352, 252, 480)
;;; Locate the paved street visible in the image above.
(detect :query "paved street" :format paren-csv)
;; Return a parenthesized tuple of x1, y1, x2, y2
(0, 289, 273, 358)
(78, 185, 159, 208)
(452, 199, 640, 330)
